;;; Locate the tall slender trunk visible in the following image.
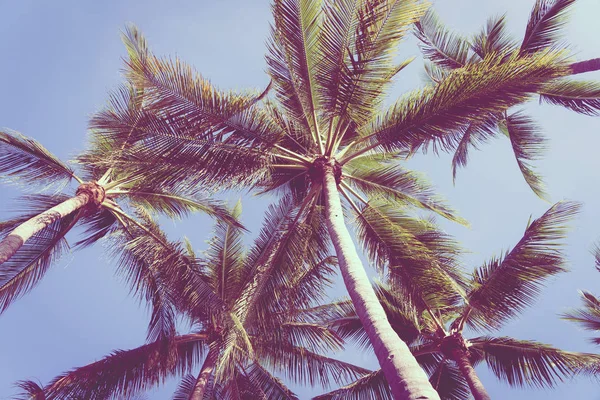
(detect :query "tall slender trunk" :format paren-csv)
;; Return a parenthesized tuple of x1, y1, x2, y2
(322, 164, 440, 400)
(190, 347, 218, 400)
(0, 193, 92, 264)
(570, 58, 600, 75)
(451, 350, 490, 400)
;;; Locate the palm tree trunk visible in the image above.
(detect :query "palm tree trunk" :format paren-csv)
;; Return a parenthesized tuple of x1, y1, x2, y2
(322, 164, 440, 400)
(190, 347, 218, 400)
(0, 193, 92, 264)
(451, 350, 490, 400)
(570, 58, 600, 75)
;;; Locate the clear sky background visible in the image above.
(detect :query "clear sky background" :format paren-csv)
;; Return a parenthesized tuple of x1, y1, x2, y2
(0, 0, 599, 399)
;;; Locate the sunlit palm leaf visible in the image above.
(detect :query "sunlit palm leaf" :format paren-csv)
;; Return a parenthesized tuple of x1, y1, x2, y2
(521, 0, 576, 55)
(0, 129, 77, 190)
(354, 50, 568, 157)
(461, 201, 579, 331)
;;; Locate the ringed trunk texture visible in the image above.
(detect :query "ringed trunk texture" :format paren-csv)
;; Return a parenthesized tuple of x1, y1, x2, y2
(451, 350, 491, 400)
(0, 193, 92, 265)
(570, 58, 600, 75)
(322, 165, 440, 400)
(190, 347, 218, 400)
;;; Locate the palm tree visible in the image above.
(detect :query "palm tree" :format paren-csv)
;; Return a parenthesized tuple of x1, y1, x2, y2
(563, 243, 600, 347)
(310, 202, 600, 399)
(95, 1, 600, 398)
(16, 202, 368, 400)
(0, 29, 241, 316)
(414, 1, 600, 197)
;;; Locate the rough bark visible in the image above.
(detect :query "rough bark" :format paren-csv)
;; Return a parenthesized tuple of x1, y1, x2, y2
(189, 347, 217, 400)
(0, 193, 92, 264)
(570, 58, 600, 75)
(322, 163, 440, 400)
(451, 349, 491, 400)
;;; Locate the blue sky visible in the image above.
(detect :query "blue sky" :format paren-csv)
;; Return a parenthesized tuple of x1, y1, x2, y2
(1, 0, 600, 398)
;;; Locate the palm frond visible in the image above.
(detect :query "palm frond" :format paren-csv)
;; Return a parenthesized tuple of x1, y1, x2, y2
(337, 0, 429, 125)
(428, 359, 470, 400)
(414, 9, 472, 70)
(344, 156, 466, 223)
(205, 201, 245, 308)
(313, 369, 391, 400)
(469, 336, 600, 388)
(267, 0, 322, 142)
(354, 200, 466, 312)
(244, 362, 299, 400)
(521, 0, 576, 54)
(257, 343, 370, 389)
(471, 15, 516, 59)
(461, 201, 579, 331)
(0, 129, 77, 189)
(0, 196, 78, 314)
(73, 208, 118, 248)
(172, 374, 199, 400)
(539, 79, 600, 115)
(351, 50, 568, 160)
(501, 111, 547, 199)
(43, 334, 207, 400)
(451, 118, 497, 182)
(14, 380, 45, 400)
(562, 290, 600, 345)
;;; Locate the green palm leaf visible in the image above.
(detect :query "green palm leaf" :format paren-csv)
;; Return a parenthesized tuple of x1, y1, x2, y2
(460, 201, 580, 331)
(562, 290, 600, 345)
(244, 362, 299, 400)
(428, 359, 470, 400)
(14, 380, 45, 400)
(471, 15, 516, 59)
(313, 369, 391, 400)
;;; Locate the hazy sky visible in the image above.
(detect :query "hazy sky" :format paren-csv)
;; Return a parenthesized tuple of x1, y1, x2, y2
(1, 0, 600, 399)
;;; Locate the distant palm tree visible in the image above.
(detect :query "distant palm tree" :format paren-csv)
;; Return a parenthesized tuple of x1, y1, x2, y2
(311, 202, 600, 399)
(88, 1, 600, 398)
(16, 202, 367, 400)
(563, 243, 600, 347)
(414, 1, 600, 197)
(0, 29, 238, 317)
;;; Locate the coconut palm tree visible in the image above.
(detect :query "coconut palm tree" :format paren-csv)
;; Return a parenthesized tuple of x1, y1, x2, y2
(562, 243, 600, 347)
(16, 202, 368, 400)
(0, 29, 244, 317)
(310, 202, 600, 399)
(414, 1, 600, 197)
(93, 1, 600, 398)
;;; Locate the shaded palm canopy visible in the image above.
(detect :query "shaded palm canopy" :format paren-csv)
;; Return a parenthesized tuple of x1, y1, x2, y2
(88, 0, 600, 397)
(0, 30, 239, 327)
(16, 203, 369, 400)
(308, 202, 600, 399)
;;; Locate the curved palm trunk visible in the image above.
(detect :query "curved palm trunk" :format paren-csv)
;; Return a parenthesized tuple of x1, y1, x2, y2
(322, 165, 440, 400)
(190, 347, 218, 400)
(570, 58, 600, 75)
(0, 193, 92, 264)
(451, 350, 490, 400)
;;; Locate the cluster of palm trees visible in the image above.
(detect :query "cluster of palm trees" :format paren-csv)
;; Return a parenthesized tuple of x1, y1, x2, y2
(2, 0, 600, 399)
